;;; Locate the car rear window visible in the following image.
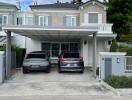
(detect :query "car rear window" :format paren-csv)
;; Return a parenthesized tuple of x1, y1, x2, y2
(63, 53, 80, 58)
(26, 54, 46, 59)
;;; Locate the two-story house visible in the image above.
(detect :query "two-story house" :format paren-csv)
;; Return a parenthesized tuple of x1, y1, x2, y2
(2, 0, 116, 75)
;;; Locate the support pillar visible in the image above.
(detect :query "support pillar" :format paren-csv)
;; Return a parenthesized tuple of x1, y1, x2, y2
(6, 31, 11, 79)
(93, 33, 97, 77)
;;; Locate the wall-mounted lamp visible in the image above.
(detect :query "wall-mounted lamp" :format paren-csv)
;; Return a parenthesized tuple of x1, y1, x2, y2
(117, 58, 120, 63)
(108, 41, 112, 45)
(84, 40, 87, 45)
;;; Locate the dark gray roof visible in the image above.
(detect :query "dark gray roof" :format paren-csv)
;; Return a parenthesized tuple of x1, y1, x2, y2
(0, 2, 18, 9)
(30, 3, 81, 10)
(30, 0, 106, 10)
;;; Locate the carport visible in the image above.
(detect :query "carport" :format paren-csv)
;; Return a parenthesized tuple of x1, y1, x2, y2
(2, 25, 97, 79)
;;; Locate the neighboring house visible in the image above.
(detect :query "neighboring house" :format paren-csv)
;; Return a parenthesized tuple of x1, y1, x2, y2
(0, 2, 18, 46)
(1, 0, 116, 66)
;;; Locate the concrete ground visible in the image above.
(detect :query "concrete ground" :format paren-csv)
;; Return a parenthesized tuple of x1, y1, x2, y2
(117, 89, 132, 96)
(0, 67, 115, 98)
(0, 96, 132, 100)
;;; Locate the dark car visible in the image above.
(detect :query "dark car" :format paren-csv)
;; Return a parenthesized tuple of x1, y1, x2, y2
(58, 52, 84, 73)
(22, 51, 50, 73)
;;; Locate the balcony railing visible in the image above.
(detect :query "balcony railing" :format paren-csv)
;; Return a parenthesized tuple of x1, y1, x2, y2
(80, 23, 113, 33)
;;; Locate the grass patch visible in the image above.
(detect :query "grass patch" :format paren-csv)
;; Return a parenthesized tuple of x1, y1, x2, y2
(105, 76, 132, 88)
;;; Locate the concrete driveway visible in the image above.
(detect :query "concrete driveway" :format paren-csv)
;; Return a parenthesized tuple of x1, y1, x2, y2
(0, 67, 114, 96)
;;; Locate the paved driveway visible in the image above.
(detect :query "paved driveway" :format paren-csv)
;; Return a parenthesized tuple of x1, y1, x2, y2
(0, 67, 114, 96)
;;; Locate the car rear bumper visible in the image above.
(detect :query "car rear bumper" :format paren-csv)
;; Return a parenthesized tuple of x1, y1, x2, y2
(23, 66, 50, 71)
(59, 66, 84, 72)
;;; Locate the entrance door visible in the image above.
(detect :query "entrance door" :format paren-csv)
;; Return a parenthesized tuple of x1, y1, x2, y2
(105, 58, 112, 79)
(51, 43, 60, 57)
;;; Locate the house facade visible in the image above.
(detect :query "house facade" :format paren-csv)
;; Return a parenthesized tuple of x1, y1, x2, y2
(0, 0, 116, 67)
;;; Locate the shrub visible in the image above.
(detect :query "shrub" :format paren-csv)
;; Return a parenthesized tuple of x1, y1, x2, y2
(110, 40, 118, 52)
(105, 76, 132, 88)
(0, 46, 6, 51)
(118, 46, 132, 56)
(15, 48, 26, 67)
(96, 67, 99, 76)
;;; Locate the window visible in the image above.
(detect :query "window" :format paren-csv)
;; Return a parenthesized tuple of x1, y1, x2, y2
(39, 16, 49, 26)
(88, 13, 98, 23)
(17, 17, 23, 25)
(27, 54, 46, 59)
(66, 16, 76, 26)
(42, 42, 80, 57)
(70, 43, 79, 52)
(0, 15, 8, 25)
(25, 17, 33, 25)
(63, 53, 80, 58)
(42, 43, 51, 54)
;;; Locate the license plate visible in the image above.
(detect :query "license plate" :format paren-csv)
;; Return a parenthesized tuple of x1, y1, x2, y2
(70, 64, 76, 67)
(32, 65, 39, 68)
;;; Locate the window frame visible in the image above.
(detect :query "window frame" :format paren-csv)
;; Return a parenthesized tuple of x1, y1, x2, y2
(65, 15, 77, 26)
(25, 16, 33, 25)
(0, 15, 8, 25)
(17, 17, 23, 25)
(88, 12, 99, 24)
(39, 16, 49, 26)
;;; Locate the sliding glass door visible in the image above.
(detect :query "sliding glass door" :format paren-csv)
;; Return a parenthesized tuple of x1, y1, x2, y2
(42, 42, 80, 58)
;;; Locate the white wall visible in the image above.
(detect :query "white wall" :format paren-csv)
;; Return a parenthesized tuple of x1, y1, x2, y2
(81, 38, 89, 66)
(81, 38, 107, 67)
(26, 38, 41, 54)
(12, 34, 26, 48)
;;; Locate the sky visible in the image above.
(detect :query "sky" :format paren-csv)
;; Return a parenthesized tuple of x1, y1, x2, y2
(0, 0, 103, 11)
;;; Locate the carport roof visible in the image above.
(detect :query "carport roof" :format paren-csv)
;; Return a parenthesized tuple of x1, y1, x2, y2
(2, 25, 98, 39)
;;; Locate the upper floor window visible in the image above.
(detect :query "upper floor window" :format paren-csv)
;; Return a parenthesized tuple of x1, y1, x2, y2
(88, 13, 98, 23)
(0, 15, 8, 25)
(25, 17, 33, 25)
(17, 17, 23, 25)
(39, 16, 49, 26)
(84, 12, 102, 24)
(65, 16, 77, 26)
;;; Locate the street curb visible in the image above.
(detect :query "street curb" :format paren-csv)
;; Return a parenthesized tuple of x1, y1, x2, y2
(101, 81, 120, 96)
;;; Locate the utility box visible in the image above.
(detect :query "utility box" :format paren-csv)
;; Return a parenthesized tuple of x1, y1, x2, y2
(99, 52, 126, 80)
(0, 51, 5, 83)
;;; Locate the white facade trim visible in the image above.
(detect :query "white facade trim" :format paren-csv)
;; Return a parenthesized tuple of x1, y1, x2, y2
(3, 27, 97, 32)
(32, 9, 80, 13)
(65, 15, 77, 16)
(99, 52, 126, 56)
(79, 1, 107, 11)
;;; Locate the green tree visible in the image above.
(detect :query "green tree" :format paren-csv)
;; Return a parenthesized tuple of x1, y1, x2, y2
(77, 0, 82, 4)
(110, 40, 118, 52)
(107, 0, 132, 35)
(72, 0, 82, 4)
(72, 0, 76, 4)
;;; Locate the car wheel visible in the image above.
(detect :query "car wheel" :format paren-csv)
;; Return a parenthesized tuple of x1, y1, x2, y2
(80, 70, 84, 73)
(80, 68, 84, 73)
(23, 68, 28, 74)
(46, 67, 50, 73)
(58, 68, 62, 73)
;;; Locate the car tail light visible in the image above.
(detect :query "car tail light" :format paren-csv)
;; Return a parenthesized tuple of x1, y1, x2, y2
(80, 55, 83, 60)
(59, 56, 64, 61)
